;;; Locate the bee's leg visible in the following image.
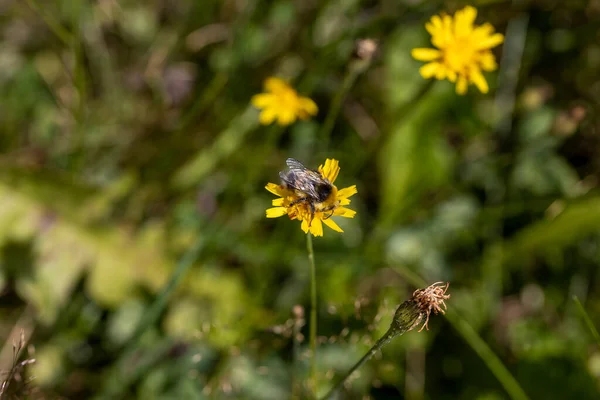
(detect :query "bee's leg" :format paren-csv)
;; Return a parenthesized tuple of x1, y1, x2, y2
(321, 204, 335, 220)
(322, 209, 334, 220)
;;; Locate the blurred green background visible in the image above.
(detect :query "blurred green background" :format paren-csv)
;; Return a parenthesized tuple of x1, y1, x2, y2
(1, 0, 600, 399)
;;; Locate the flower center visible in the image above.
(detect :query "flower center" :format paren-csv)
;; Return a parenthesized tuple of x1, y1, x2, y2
(278, 89, 300, 111)
(444, 39, 477, 73)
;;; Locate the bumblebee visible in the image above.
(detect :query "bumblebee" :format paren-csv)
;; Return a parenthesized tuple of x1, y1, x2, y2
(279, 158, 335, 217)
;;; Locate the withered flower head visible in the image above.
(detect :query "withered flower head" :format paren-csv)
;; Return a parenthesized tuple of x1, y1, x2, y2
(391, 282, 451, 335)
(355, 38, 379, 61)
(412, 281, 450, 331)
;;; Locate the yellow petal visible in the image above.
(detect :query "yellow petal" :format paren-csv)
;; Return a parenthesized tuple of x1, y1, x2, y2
(442, 15, 453, 40)
(259, 108, 277, 125)
(272, 198, 285, 206)
(447, 69, 457, 82)
(455, 6, 477, 37)
(419, 62, 441, 79)
(479, 52, 498, 71)
(476, 33, 504, 50)
(319, 159, 340, 183)
(301, 218, 310, 233)
(472, 24, 494, 42)
(426, 15, 443, 36)
(277, 109, 297, 126)
(299, 97, 318, 116)
(251, 93, 273, 109)
(266, 207, 288, 218)
(411, 48, 442, 61)
(435, 65, 447, 80)
(322, 217, 344, 233)
(264, 77, 289, 93)
(337, 185, 357, 200)
(334, 207, 356, 218)
(456, 75, 468, 95)
(470, 68, 489, 93)
(309, 218, 323, 237)
(265, 183, 286, 196)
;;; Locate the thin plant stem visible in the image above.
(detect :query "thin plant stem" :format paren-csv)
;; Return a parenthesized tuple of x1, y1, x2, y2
(444, 307, 529, 400)
(320, 326, 403, 400)
(320, 59, 370, 150)
(24, 0, 74, 46)
(306, 233, 318, 398)
(573, 296, 600, 346)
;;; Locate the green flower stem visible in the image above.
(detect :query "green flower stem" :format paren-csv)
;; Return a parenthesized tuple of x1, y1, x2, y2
(321, 327, 397, 400)
(321, 300, 422, 400)
(306, 233, 318, 398)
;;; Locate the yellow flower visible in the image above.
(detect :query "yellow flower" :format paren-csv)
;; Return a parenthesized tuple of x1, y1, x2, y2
(265, 159, 357, 237)
(251, 77, 318, 126)
(411, 6, 504, 95)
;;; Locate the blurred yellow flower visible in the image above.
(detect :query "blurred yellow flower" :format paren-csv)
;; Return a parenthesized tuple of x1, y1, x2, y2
(265, 159, 357, 237)
(411, 6, 504, 95)
(251, 77, 318, 126)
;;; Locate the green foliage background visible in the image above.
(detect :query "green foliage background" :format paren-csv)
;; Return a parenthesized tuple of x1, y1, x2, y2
(1, 0, 600, 398)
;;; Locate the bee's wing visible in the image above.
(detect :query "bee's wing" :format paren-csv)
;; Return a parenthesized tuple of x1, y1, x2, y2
(286, 158, 307, 171)
(280, 158, 324, 199)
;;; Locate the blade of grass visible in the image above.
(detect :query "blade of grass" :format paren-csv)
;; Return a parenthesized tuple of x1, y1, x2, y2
(573, 296, 600, 346)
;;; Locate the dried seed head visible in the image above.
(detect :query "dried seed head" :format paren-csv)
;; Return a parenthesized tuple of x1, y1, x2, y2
(390, 282, 451, 335)
(412, 282, 450, 332)
(355, 38, 378, 61)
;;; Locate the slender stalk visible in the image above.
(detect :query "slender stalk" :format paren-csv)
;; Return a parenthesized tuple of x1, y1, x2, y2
(24, 0, 74, 46)
(306, 233, 318, 398)
(320, 296, 427, 400)
(321, 327, 399, 400)
(573, 296, 600, 346)
(320, 59, 371, 150)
